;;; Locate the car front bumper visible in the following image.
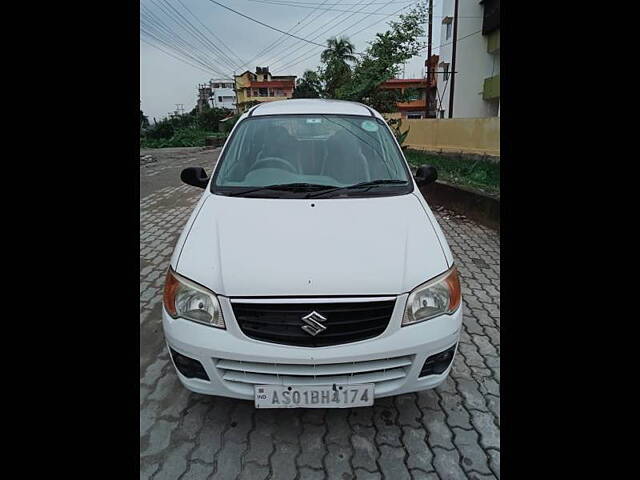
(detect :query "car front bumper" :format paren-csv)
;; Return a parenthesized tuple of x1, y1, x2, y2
(162, 294, 462, 401)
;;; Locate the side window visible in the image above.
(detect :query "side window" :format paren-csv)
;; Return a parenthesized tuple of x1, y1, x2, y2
(217, 122, 248, 179)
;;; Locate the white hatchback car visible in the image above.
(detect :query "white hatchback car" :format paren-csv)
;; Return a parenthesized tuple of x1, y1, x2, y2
(162, 99, 461, 409)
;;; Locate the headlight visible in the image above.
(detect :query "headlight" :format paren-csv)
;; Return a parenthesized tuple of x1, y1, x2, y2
(402, 266, 461, 326)
(163, 268, 225, 329)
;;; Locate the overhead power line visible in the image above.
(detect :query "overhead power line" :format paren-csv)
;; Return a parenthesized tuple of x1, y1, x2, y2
(260, 0, 373, 68)
(175, 0, 248, 71)
(267, 0, 384, 70)
(153, 0, 240, 72)
(204, 0, 329, 48)
(237, 0, 333, 71)
(141, 25, 229, 76)
(273, 0, 416, 73)
(141, 2, 234, 77)
(421, 28, 482, 53)
(141, 37, 220, 75)
(142, 2, 235, 74)
(250, 0, 412, 4)
(271, 0, 404, 72)
(249, 0, 479, 18)
(247, 0, 415, 15)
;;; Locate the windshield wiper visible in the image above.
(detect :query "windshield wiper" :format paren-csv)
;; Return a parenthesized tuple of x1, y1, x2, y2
(305, 179, 409, 198)
(224, 183, 336, 197)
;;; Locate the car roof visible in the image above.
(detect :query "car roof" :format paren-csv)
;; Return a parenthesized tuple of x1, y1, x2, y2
(244, 99, 385, 120)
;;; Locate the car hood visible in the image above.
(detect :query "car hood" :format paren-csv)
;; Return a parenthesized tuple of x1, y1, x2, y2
(176, 193, 449, 297)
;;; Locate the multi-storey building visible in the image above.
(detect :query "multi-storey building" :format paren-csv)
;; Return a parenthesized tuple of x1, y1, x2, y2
(379, 78, 430, 119)
(209, 79, 236, 110)
(234, 67, 296, 113)
(437, 0, 500, 118)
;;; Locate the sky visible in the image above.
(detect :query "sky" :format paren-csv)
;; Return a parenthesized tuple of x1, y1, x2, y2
(140, 0, 443, 122)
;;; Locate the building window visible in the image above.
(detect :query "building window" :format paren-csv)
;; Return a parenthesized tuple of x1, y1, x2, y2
(443, 63, 450, 81)
(407, 113, 423, 119)
(443, 16, 453, 39)
(218, 96, 223, 103)
(259, 88, 268, 96)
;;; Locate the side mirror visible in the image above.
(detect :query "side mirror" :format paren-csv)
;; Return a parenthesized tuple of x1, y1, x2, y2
(414, 165, 438, 187)
(181, 167, 209, 189)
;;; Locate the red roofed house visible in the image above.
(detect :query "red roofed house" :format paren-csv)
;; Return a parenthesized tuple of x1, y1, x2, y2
(379, 55, 439, 119)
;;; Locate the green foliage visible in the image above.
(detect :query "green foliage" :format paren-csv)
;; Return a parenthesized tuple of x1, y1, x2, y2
(141, 104, 231, 147)
(334, 5, 426, 108)
(140, 110, 150, 129)
(197, 106, 230, 131)
(140, 127, 218, 148)
(404, 149, 500, 194)
(320, 37, 357, 98)
(293, 70, 322, 99)
(220, 113, 241, 134)
(386, 118, 410, 147)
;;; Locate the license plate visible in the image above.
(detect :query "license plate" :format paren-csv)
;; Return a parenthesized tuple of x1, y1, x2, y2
(254, 384, 374, 408)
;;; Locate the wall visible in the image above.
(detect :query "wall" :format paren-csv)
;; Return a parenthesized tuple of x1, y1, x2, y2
(212, 86, 236, 109)
(438, 0, 500, 118)
(402, 117, 499, 156)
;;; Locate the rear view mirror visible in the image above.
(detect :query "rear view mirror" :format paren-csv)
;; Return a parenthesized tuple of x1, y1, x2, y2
(181, 167, 209, 189)
(414, 165, 437, 187)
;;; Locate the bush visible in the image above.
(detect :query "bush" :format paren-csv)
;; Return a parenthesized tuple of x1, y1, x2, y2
(220, 113, 241, 135)
(404, 149, 500, 194)
(141, 106, 233, 147)
(140, 127, 217, 148)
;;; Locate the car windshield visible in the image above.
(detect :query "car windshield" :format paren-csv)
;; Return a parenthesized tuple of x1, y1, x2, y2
(212, 114, 412, 198)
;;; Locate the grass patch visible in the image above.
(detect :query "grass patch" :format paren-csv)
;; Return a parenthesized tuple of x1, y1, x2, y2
(140, 128, 225, 149)
(404, 149, 500, 195)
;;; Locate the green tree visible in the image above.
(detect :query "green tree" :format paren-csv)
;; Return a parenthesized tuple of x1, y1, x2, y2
(320, 37, 357, 98)
(292, 70, 323, 98)
(197, 106, 231, 131)
(335, 4, 426, 107)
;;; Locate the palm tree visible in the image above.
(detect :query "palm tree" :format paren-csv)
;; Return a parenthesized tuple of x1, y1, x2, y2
(321, 37, 357, 98)
(321, 37, 357, 65)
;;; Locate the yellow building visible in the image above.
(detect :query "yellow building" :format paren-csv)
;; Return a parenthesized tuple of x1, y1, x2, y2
(234, 67, 296, 113)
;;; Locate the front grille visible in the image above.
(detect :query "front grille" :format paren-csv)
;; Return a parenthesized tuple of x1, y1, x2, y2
(215, 354, 413, 396)
(232, 299, 396, 347)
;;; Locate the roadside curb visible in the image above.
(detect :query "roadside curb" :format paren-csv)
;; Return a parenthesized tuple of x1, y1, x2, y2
(418, 179, 500, 232)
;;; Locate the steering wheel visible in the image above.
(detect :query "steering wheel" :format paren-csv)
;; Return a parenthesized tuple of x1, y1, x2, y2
(252, 156, 297, 173)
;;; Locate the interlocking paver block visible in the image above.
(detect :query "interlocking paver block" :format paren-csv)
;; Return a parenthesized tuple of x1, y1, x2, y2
(139, 150, 500, 479)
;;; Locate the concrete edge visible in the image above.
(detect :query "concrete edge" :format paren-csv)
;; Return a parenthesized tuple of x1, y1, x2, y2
(416, 176, 500, 232)
(406, 147, 500, 163)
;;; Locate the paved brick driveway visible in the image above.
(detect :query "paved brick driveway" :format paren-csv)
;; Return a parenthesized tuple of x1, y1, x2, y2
(140, 147, 500, 479)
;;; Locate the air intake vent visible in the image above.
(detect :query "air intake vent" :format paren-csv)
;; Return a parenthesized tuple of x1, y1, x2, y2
(232, 300, 396, 347)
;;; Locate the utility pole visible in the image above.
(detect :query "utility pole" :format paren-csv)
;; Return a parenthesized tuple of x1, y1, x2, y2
(448, 0, 459, 118)
(426, 0, 433, 118)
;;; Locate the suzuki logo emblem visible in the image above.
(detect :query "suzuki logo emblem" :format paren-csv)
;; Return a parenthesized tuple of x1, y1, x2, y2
(301, 311, 327, 336)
